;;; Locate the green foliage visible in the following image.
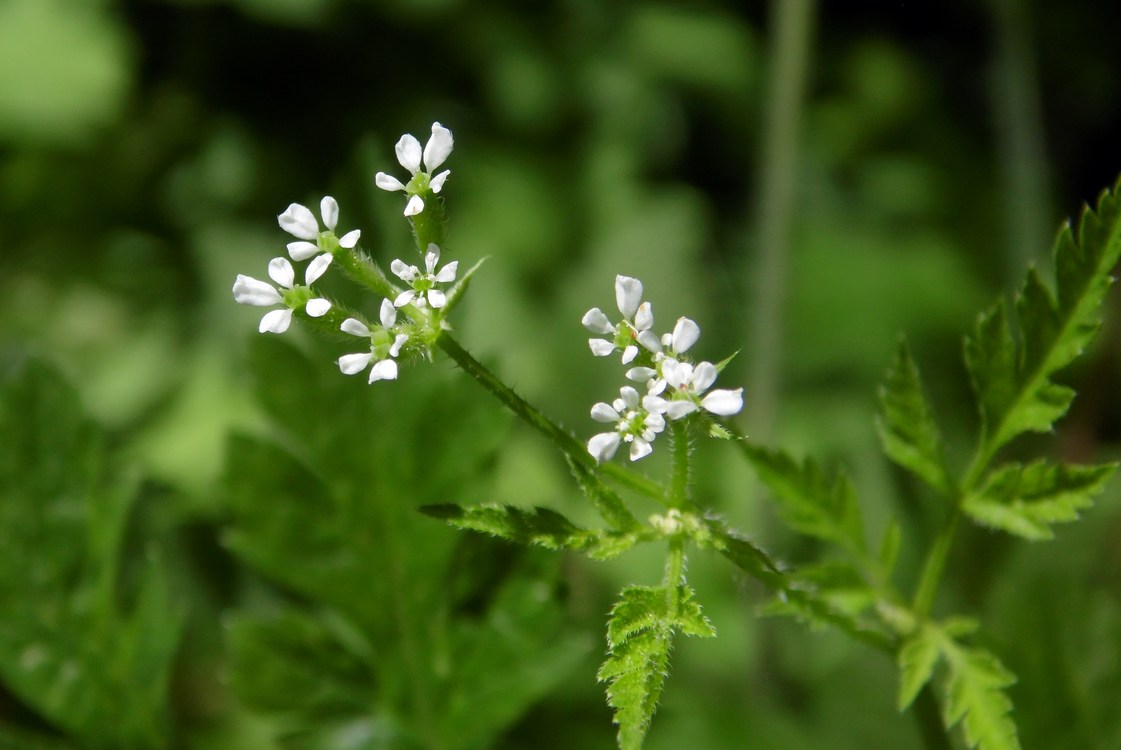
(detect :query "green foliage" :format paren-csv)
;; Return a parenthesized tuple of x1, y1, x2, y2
(597, 585, 716, 750)
(964, 179, 1121, 466)
(0, 358, 180, 748)
(963, 459, 1115, 540)
(737, 444, 866, 555)
(421, 503, 643, 560)
(222, 338, 588, 750)
(940, 642, 1020, 750)
(897, 625, 940, 710)
(877, 341, 952, 494)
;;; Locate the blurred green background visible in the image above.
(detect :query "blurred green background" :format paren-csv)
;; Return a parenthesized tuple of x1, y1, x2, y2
(2, 0, 1120, 748)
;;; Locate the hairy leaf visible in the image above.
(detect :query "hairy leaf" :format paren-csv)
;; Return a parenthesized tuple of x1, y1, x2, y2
(598, 585, 714, 750)
(963, 460, 1115, 540)
(941, 642, 1021, 750)
(877, 340, 952, 494)
(421, 503, 640, 559)
(965, 179, 1121, 461)
(567, 457, 643, 532)
(897, 624, 940, 710)
(738, 443, 866, 554)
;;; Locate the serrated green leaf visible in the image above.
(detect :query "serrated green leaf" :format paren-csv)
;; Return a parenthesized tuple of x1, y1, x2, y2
(963, 460, 1116, 540)
(566, 457, 643, 532)
(877, 340, 952, 494)
(941, 642, 1021, 750)
(697, 518, 785, 589)
(965, 179, 1121, 461)
(897, 624, 940, 710)
(598, 585, 714, 749)
(420, 503, 640, 559)
(737, 443, 866, 554)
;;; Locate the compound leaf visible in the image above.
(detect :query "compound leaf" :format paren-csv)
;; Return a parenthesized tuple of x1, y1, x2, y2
(941, 642, 1021, 750)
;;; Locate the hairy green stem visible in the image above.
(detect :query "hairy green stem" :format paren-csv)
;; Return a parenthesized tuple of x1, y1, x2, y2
(436, 334, 665, 503)
(912, 508, 961, 619)
(669, 421, 690, 510)
(746, 0, 815, 440)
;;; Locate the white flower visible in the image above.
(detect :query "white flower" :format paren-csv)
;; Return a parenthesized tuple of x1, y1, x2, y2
(587, 386, 668, 462)
(391, 243, 459, 309)
(582, 275, 661, 364)
(374, 122, 454, 216)
(232, 255, 333, 333)
(660, 360, 744, 418)
(625, 316, 703, 394)
(337, 299, 410, 384)
(279, 196, 361, 261)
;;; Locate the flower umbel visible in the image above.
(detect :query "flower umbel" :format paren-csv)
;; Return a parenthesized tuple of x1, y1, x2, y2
(232, 255, 332, 333)
(279, 196, 360, 261)
(375, 122, 453, 216)
(587, 386, 668, 462)
(391, 244, 459, 309)
(338, 299, 410, 384)
(582, 275, 660, 364)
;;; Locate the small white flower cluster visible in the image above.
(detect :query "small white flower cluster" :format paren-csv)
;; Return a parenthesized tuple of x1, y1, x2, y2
(232, 197, 355, 333)
(584, 275, 744, 462)
(375, 122, 453, 217)
(233, 124, 463, 387)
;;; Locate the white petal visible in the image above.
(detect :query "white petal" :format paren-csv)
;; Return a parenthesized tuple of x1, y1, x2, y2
(259, 308, 292, 334)
(621, 345, 638, 364)
(430, 170, 450, 193)
(701, 388, 744, 416)
(427, 289, 447, 308)
(672, 317, 701, 354)
(692, 362, 718, 393)
(588, 339, 615, 357)
(320, 196, 339, 231)
(662, 360, 691, 390)
(340, 318, 371, 337)
(647, 379, 667, 396)
(369, 358, 398, 382)
(434, 260, 458, 283)
(287, 241, 318, 261)
(304, 253, 333, 285)
(424, 246, 440, 274)
(615, 275, 643, 319)
(637, 330, 662, 353)
(339, 230, 361, 248)
(394, 290, 416, 308)
(626, 367, 657, 382)
(391, 259, 417, 282)
(588, 432, 621, 463)
(581, 308, 613, 334)
(277, 203, 318, 240)
(665, 401, 698, 420)
(395, 133, 422, 174)
(339, 352, 374, 375)
(634, 302, 653, 331)
(375, 172, 407, 191)
(644, 412, 666, 432)
(232, 275, 282, 306)
(268, 257, 295, 289)
(423, 122, 454, 171)
(642, 395, 668, 414)
(379, 298, 398, 328)
(404, 195, 425, 216)
(591, 402, 619, 422)
(389, 333, 409, 357)
(305, 298, 331, 317)
(629, 439, 653, 461)
(619, 386, 640, 408)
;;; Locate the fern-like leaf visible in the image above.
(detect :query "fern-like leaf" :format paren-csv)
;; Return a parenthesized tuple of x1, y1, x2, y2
(941, 642, 1021, 750)
(965, 179, 1121, 463)
(738, 443, 866, 554)
(962, 459, 1116, 540)
(897, 624, 940, 710)
(877, 340, 953, 494)
(420, 503, 641, 559)
(598, 585, 715, 750)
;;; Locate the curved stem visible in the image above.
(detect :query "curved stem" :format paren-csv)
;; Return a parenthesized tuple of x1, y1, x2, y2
(913, 684, 951, 750)
(436, 334, 665, 503)
(912, 508, 961, 619)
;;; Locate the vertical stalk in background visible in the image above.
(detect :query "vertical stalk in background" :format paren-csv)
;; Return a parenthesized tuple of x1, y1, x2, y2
(747, 0, 816, 441)
(991, 0, 1050, 278)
